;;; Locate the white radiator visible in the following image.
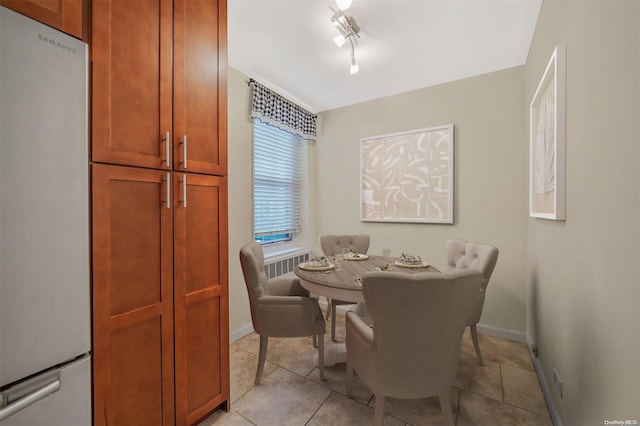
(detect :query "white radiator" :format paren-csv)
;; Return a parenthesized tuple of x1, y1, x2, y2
(264, 250, 311, 279)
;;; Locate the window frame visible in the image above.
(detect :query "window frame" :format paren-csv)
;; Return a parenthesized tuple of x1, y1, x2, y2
(252, 119, 303, 246)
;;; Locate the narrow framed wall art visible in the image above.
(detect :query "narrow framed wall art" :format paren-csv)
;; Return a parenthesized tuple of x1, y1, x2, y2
(530, 44, 566, 220)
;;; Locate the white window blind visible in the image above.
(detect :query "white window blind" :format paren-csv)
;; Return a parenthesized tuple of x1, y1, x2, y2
(253, 119, 302, 243)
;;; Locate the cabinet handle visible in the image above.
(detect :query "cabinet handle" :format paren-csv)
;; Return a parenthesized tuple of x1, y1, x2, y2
(163, 131, 170, 166)
(165, 173, 171, 209)
(180, 135, 188, 169)
(181, 174, 187, 208)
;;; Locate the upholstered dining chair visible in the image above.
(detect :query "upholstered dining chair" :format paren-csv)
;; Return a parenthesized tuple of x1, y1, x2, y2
(445, 239, 499, 366)
(239, 242, 325, 384)
(319, 234, 370, 341)
(346, 269, 484, 426)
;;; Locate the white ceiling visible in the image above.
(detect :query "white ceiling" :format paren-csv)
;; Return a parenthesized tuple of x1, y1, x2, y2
(228, 0, 542, 113)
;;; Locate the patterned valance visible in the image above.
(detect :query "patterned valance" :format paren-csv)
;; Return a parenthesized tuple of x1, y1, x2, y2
(250, 79, 317, 141)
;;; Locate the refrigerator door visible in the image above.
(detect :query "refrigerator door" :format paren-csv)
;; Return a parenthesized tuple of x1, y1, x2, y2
(0, 355, 91, 426)
(0, 6, 90, 387)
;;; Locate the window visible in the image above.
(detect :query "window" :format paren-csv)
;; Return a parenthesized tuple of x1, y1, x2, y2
(253, 119, 303, 245)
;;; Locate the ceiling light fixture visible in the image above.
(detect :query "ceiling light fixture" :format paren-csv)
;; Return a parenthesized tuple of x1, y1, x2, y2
(336, 0, 352, 11)
(349, 39, 359, 74)
(331, 1, 360, 74)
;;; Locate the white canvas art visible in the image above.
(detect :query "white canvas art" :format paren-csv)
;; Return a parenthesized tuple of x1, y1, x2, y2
(360, 125, 454, 223)
(530, 45, 566, 220)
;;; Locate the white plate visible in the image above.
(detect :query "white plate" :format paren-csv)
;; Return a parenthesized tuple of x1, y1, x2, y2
(298, 262, 336, 271)
(394, 260, 429, 268)
(345, 254, 369, 261)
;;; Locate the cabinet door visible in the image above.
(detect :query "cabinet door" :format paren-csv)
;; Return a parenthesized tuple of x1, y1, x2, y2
(174, 173, 229, 424)
(92, 0, 173, 169)
(173, 0, 227, 176)
(0, 0, 86, 39)
(92, 164, 175, 426)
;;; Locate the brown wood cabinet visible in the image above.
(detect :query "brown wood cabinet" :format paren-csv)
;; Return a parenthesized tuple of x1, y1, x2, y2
(0, 0, 87, 40)
(92, 169, 229, 425)
(91, 0, 229, 424)
(173, 174, 229, 424)
(91, 0, 173, 170)
(92, 0, 227, 176)
(92, 164, 175, 426)
(173, 0, 227, 176)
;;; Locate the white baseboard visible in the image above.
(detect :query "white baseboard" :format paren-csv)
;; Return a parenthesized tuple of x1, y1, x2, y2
(527, 335, 563, 426)
(474, 323, 527, 343)
(230, 322, 255, 342)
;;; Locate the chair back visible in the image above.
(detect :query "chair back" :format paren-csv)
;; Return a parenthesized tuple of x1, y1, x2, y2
(320, 234, 370, 256)
(239, 242, 271, 303)
(360, 269, 483, 398)
(445, 239, 499, 285)
(445, 239, 499, 326)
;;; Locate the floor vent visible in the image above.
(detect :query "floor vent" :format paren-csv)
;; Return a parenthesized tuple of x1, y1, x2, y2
(265, 251, 311, 279)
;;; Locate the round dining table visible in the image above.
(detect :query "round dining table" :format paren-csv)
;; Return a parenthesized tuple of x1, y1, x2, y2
(295, 254, 439, 365)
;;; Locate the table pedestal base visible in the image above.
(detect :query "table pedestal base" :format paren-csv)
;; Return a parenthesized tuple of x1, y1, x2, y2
(314, 303, 371, 367)
(315, 342, 347, 366)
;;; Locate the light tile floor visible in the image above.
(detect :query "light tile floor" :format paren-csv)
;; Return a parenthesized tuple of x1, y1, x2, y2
(200, 315, 552, 425)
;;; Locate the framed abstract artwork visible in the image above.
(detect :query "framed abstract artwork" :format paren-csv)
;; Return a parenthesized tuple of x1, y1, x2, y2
(360, 124, 454, 223)
(530, 45, 566, 220)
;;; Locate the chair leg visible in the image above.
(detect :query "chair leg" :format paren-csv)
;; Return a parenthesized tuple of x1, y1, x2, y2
(374, 394, 385, 426)
(325, 298, 332, 320)
(331, 303, 337, 342)
(439, 390, 454, 426)
(313, 334, 318, 348)
(317, 333, 325, 381)
(254, 335, 268, 385)
(346, 360, 353, 397)
(470, 324, 485, 366)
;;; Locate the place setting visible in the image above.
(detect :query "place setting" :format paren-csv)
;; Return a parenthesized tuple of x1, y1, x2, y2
(393, 252, 430, 269)
(343, 248, 369, 261)
(298, 255, 335, 271)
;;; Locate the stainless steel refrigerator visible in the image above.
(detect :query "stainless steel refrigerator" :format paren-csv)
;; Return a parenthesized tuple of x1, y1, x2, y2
(0, 6, 91, 425)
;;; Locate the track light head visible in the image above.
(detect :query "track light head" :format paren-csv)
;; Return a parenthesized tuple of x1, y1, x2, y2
(350, 41, 359, 74)
(333, 34, 346, 48)
(331, 1, 361, 74)
(336, 0, 352, 11)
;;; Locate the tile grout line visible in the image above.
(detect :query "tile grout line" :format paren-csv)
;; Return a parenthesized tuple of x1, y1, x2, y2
(304, 390, 335, 425)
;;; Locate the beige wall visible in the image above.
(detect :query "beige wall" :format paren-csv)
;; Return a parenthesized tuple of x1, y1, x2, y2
(227, 67, 254, 333)
(526, 1, 640, 424)
(317, 68, 528, 333)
